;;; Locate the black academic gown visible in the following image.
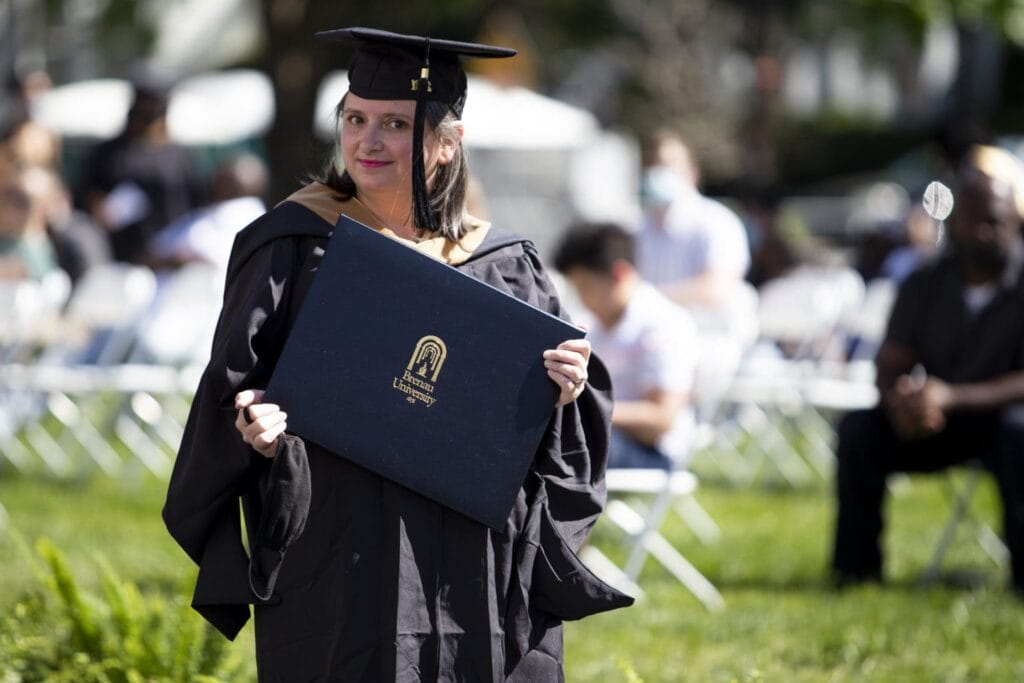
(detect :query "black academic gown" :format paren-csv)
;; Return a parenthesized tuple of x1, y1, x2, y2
(162, 184, 632, 682)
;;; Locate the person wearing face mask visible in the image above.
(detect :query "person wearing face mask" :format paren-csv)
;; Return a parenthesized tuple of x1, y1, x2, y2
(634, 130, 750, 325)
(162, 28, 630, 682)
(831, 145, 1024, 594)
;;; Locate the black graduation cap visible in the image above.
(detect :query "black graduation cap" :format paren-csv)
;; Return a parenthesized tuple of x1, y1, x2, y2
(317, 27, 515, 232)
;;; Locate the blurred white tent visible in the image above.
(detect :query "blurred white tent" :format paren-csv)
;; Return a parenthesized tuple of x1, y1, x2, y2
(32, 79, 133, 139)
(32, 70, 275, 146)
(315, 72, 639, 256)
(463, 77, 599, 149)
(167, 70, 275, 145)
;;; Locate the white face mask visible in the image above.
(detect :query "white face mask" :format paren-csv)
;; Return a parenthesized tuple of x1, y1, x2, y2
(640, 166, 680, 208)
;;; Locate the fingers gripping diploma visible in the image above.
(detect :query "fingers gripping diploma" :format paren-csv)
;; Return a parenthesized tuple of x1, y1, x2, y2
(234, 389, 288, 458)
(544, 338, 591, 407)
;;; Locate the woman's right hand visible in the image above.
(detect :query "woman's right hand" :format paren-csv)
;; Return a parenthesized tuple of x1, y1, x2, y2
(234, 389, 288, 458)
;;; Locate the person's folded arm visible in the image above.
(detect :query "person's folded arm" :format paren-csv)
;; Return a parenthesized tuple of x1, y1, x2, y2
(612, 388, 688, 448)
(660, 269, 738, 308)
(939, 371, 1024, 412)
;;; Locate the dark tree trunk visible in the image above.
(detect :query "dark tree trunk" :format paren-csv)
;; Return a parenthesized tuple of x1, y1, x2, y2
(260, 0, 336, 203)
(943, 19, 1005, 163)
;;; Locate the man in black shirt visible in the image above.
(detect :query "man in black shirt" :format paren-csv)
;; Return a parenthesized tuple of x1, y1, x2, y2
(76, 72, 201, 264)
(832, 145, 1024, 592)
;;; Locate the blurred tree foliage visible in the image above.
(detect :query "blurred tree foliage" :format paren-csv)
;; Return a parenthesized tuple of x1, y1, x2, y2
(705, 0, 1024, 187)
(21, 0, 1022, 194)
(36, 0, 158, 77)
(849, 0, 1024, 45)
(256, 0, 1023, 196)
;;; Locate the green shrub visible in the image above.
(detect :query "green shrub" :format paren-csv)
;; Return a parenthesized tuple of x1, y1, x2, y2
(0, 536, 241, 682)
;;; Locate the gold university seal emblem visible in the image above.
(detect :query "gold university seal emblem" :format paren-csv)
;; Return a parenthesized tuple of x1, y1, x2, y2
(392, 335, 447, 406)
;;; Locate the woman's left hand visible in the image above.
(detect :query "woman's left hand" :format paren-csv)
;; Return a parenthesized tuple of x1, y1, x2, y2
(544, 339, 591, 407)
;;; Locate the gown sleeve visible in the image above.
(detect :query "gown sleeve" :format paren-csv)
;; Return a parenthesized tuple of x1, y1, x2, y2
(516, 242, 613, 548)
(162, 234, 310, 640)
(500, 242, 632, 624)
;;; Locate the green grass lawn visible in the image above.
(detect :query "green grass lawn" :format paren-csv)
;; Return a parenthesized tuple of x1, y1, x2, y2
(1, 467, 1022, 682)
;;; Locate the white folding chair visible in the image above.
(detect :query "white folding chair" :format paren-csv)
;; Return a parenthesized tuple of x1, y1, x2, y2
(39, 262, 158, 366)
(0, 271, 70, 363)
(754, 265, 864, 363)
(579, 313, 728, 611)
(721, 266, 867, 486)
(582, 468, 724, 611)
(688, 324, 760, 486)
(0, 273, 74, 473)
(842, 277, 896, 366)
(920, 463, 1009, 583)
(0, 279, 41, 363)
(134, 261, 224, 367)
(1, 264, 163, 476)
(116, 262, 226, 469)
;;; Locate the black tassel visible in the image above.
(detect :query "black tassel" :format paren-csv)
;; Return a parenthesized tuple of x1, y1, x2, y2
(411, 38, 436, 233)
(411, 96, 435, 232)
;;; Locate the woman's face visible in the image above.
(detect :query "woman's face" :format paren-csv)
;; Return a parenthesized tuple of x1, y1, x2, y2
(339, 93, 456, 199)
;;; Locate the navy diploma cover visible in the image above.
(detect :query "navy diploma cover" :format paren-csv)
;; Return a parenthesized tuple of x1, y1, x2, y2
(265, 215, 584, 529)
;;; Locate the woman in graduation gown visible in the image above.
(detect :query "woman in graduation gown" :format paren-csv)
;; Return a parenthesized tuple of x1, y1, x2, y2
(162, 27, 632, 682)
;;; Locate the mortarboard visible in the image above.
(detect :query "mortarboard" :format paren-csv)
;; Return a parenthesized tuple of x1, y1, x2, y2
(316, 27, 515, 232)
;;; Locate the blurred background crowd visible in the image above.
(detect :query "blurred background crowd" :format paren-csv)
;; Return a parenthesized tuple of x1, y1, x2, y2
(2, 0, 1020, 369)
(3, 0, 1024, 680)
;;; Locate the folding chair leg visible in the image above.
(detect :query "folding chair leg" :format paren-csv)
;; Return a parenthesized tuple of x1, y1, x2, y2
(130, 392, 183, 453)
(605, 499, 724, 612)
(74, 416, 124, 476)
(792, 407, 837, 479)
(675, 495, 722, 545)
(741, 405, 815, 487)
(47, 392, 122, 476)
(579, 546, 645, 599)
(643, 531, 725, 612)
(23, 421, 72, 476)
(623, 489, 675, 579)
(114, 413, 172, 477)
(977, 523, 1010, 567)
(0, 432, 34, 472)
(705, 424, 758, 486)
(922, 469, 981, 583)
